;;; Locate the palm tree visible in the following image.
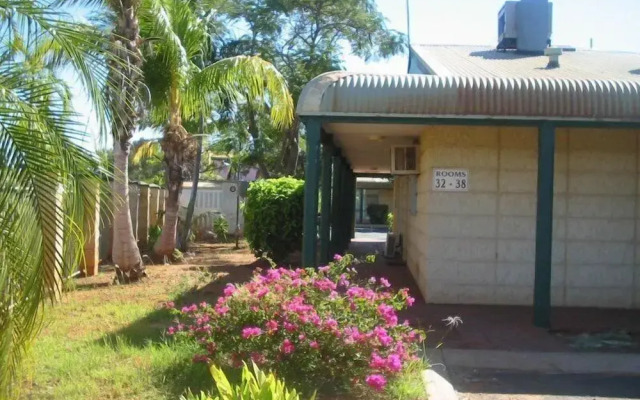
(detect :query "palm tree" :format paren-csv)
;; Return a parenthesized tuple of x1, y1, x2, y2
(139, 0, 293, 257)
(105, 0, 145, 280)
(0, 1, 121, 396)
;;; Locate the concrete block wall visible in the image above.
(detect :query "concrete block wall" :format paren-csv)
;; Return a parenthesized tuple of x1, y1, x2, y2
(393, 125, 640, 309)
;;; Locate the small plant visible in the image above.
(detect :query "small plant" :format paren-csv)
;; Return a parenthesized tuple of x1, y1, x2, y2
(167, 254, 425, 396)
(181, 362, 315, 400)
(171, 248, 184, 262)
(386, 212, 394, 232)
(148, 225, 162, 249)
(243, 178, 304, 262)
(213, 215, 230, 242)
(366, 204, 389, 225)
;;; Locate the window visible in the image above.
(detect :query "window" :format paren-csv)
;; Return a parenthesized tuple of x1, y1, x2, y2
(196, 189, 222, 210)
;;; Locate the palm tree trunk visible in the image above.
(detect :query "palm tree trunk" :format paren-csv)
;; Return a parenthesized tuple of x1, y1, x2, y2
(112, 141, 143, 269)
(154, 121, 193, 257)
(282, 117, 300, 175)
(108, 0, 143, 277)
(178, 121, 203, 251)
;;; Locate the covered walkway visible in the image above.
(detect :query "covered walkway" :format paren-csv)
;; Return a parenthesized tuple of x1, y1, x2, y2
(296, 71, 640, 328)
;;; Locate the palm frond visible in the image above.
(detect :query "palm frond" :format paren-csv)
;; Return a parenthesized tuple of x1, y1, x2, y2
(131, 139, 161, 165)
(0, 1, 118, 396)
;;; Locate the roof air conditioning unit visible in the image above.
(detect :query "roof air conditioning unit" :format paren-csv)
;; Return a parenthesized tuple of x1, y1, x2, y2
(497, 1, 518, 50)
(391, 146, 418, 175)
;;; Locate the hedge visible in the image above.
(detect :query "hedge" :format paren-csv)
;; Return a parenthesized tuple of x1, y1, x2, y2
(243, 177, 304, 262)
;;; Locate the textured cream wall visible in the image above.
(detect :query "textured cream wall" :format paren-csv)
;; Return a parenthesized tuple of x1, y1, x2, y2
(392, 125, 640, 309)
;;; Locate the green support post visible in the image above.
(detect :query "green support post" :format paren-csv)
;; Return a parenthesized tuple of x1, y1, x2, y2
(359, 188, 364, 224)
(533, 122, 555, 328)
(339, 160, 349, 253)
(351, 172, 357, 239)
(330, 153, 342, 256)
(319, 141, 333, 264)
(302, 118, 322, 267)
(341, 164, 353, 253)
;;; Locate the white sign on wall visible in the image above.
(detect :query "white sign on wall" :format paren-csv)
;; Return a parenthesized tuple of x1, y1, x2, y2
(432, 168, 469, 192)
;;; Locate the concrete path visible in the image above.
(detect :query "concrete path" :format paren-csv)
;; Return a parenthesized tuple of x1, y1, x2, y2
(427, 349, 640, 400)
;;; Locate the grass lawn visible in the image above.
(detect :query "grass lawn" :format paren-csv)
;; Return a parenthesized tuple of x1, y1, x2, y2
(17, 242, 257, 400)
(16, 242, 427, 400)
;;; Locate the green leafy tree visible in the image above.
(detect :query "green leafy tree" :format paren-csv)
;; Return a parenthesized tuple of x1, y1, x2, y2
(138, 0, 293, 257)
(221, 0, 406, 176)
(0, 0, 120, 395)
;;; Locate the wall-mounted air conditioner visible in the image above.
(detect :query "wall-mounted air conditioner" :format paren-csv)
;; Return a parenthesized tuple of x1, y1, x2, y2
(391, 146, 418, 175)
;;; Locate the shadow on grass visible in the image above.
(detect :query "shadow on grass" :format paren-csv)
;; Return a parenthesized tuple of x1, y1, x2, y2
(94, 260, 263, 397)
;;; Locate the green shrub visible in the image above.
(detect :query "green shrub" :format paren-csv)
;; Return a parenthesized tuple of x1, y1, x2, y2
(366, 204, 389, 225)
(181, 362, 315, 400)
(148, 225, 162, 249)
(243, 178, 304, 262)
(386, 212, 394, 232)
(213, 216, 230, 242)
(169, 255, 425, 396)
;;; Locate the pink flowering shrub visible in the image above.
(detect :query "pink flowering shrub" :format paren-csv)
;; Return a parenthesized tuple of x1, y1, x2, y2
(167, 254, 425, 394)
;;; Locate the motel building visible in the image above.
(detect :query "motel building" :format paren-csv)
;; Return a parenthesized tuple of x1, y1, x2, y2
(295, 0, 640, 327)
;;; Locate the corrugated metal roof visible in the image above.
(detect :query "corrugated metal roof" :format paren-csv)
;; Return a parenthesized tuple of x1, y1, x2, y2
(410, 45, 640, 81)
(296, 71, 640, 122)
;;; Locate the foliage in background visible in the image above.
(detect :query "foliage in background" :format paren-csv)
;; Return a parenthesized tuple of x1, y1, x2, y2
(367, 204, 390, 225)
(168, 255, 424, 396)
(213, 215, 230, 242)
(0, 1, 119, 396)
(130, 139, 166, 185)
(137, 0, 293, 257)
(182, 362, 315, 400)
(219, 0, 406, 176)
(148, 225, 163, 250)
(386, 212, 394, 232)
(243, 178, 304, 262)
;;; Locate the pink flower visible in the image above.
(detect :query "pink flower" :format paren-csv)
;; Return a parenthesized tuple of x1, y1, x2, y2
(324, 318, 338, 330)
(283, 321, 297, 332)
(313, 278, 337, 291)
(369, 352, 386, 369)
(199, 301, 208, 308)
(164, 301, 175, 309)
(256, 287, 269, 298)
(223, 284, 236, 296)
(298, 334, 306, 341)
(318, 266, 330, 273)
(215, 305, 229, 315)
(309, 341, 319, 349)
(281, 339, 295, 354)
(181, 304, 197, 313)
(365, 374, 387, 391)
(406, 296, 416, 306)
(377, 304, 399, 327)
(265, 269, 282, 281)
(241, 327, 263, 339)
(250, 352, 265, 365)
(338, 274, 350, 287)
(167, 326, 176, 335)
(192, 354, 209, 363)
(379, 277, 391, 288)
(369, 277, 377, 285)
(372, 326, 393, 347)
(333, 254, 343, 261)
(265, 320, 279, 334)
(386, 354, 403, 372)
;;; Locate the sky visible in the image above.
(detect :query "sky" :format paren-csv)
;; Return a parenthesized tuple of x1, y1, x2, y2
(75, 0, 640, 150)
